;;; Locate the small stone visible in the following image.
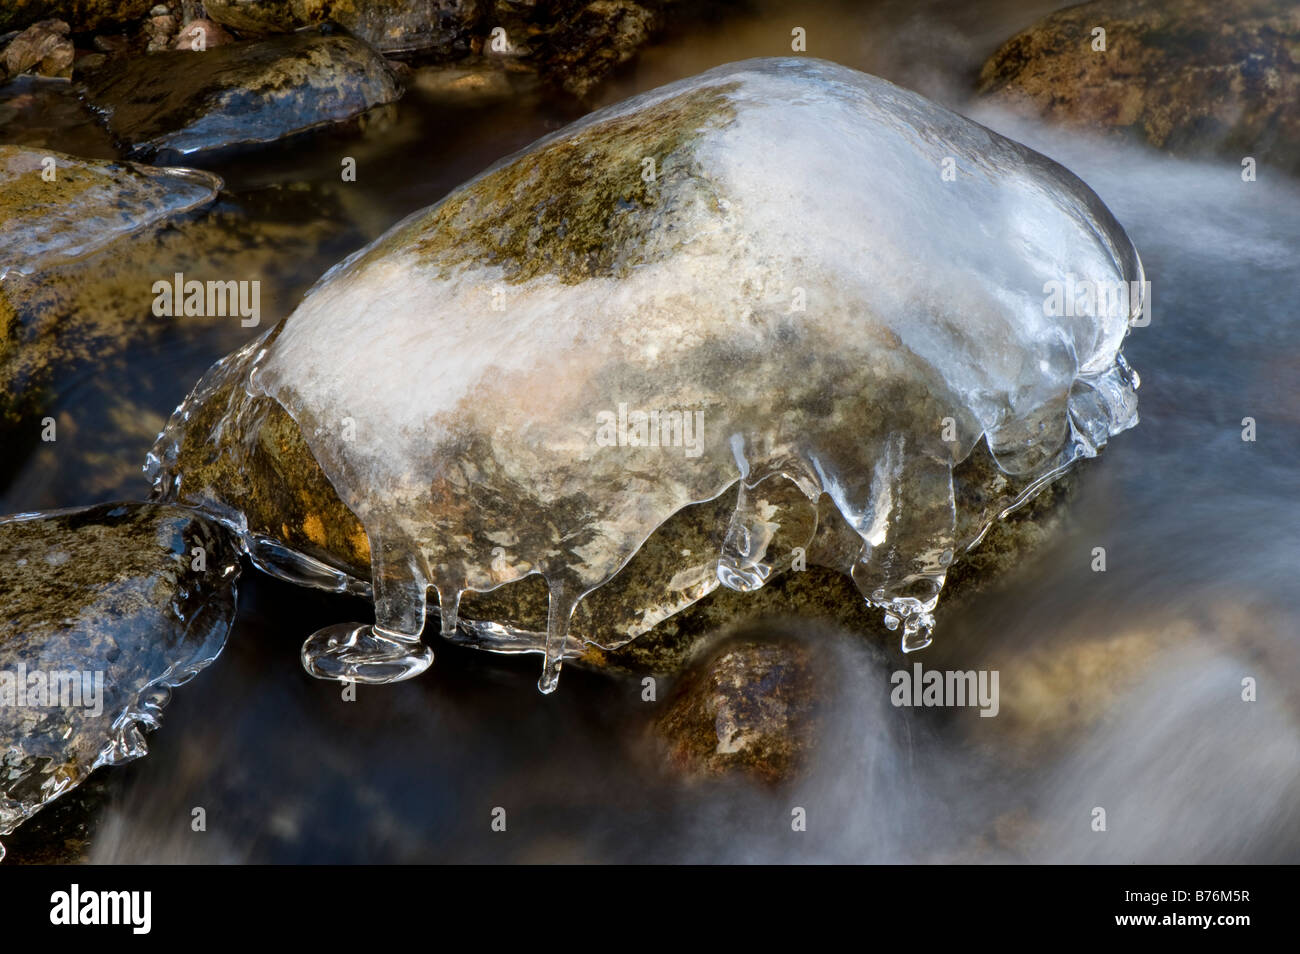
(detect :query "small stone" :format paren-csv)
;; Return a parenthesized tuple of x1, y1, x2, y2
(149, 3, 170, 15)
(2, 19, 74, 79)
(144, 13, 178, 53)
(653, 628, 825, 785)
(173, 18, 233, 51)
(92, 34, 130, 54)
(73, 51, 106, 76)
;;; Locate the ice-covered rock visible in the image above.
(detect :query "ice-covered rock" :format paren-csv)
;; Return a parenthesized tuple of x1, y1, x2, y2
(0, 503, 240, 853)
(151, 58, 1143, 692)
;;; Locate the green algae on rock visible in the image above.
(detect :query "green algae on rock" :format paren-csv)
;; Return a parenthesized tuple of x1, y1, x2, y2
(0, 503, 240, 854)
(406, 81, 737, 285)
(979, 0, 1300, 175)
(80, 28, 402, 159)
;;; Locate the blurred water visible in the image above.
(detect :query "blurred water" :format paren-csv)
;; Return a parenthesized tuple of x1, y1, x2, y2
(2, 0, 1297, 862)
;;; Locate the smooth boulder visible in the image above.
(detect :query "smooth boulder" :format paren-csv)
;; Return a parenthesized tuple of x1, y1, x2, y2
(80, 28, 401, 159)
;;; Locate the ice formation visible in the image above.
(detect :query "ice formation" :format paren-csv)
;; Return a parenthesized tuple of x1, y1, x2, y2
(0, 504, 238, 853)
(163, 58, 1143, 692)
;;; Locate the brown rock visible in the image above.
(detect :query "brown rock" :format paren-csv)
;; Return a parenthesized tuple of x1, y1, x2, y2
(652, 626, 826, 785)
(979, 0, 1300, 174)
(92, 34, 131, 54)
(143, 13, 178, 52)
(200, 0, 484, 55)
(2, 19, 74, 79)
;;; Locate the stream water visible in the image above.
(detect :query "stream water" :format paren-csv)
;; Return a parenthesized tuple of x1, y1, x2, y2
(2, 0, 1297, 862)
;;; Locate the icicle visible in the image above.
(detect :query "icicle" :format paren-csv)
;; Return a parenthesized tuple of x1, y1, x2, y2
(717, 474, 819, 592)
(438, 585, 462, 638)
(538, 581, 578, 694)
(300, 526, 433, 684)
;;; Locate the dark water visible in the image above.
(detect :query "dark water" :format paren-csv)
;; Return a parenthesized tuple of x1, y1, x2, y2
(3, 0, 1298, 862)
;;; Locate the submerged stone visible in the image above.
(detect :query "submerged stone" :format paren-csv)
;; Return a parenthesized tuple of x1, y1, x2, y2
(0, 503, 240, 854)
(80, 28, 402, 159)
(0, 149, 359, 507)
(150, 58, 1144, 692)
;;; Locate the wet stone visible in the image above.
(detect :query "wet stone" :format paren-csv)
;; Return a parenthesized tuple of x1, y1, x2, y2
(146, 59, 1142, 691)
(1, 18, 75, 79)
(651, 624, 828, 785)
(0, 144, 221, 277)
(979, 0, 1300, 175)
(79, 28, 402, 160)
(0, 502, 241, 851)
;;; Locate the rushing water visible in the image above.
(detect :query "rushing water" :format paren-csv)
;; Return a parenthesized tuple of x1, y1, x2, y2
(2, 0, 1298, 862)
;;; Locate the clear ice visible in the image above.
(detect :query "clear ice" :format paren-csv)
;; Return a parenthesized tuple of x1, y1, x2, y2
(167, 58, 1143, 691)
(0, 504, 239, 855)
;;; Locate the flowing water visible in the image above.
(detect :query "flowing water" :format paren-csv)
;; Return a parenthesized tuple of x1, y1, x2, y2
(2, 0, 1298, 862)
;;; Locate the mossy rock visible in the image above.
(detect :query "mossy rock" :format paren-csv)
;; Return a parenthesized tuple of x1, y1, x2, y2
(0, 502, 240, 843)
(979, 0, 1300, 174)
